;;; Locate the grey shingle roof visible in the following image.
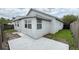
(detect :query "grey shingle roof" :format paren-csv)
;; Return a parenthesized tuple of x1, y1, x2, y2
(14, 15, 51, 22)
(14, 8, 63, 23)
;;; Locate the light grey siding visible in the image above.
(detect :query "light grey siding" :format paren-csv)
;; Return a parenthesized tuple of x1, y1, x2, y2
(14, 10, 63, 39)
(14, 18, 37, 38)
(33, 19, 51, 39)
(14, 20, 21, 32)
(27, 10, 63, 37)
(50, 18, 63, 34)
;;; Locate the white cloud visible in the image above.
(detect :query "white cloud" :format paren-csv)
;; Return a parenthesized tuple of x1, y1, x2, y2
(49, 8, 79, 18)
(34, 8, 79, 18)
(0, 8, 30, 19)
(0, 8, 79, 19)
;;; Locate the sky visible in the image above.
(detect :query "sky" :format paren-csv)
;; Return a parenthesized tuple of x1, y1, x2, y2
(0, 8, 79, 19)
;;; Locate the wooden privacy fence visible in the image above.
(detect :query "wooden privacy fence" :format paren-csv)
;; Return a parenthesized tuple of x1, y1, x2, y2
(0, 24, 3, 49)
(0, 24, 14, 50)
(70, 20, 79, 48)
(3, 24, 14, 30)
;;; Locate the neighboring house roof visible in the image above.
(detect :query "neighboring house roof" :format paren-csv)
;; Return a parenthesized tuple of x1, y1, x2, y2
(14, 8, 63, 23)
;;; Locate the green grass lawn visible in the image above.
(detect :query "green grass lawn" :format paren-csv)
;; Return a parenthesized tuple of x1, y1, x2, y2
(44, 29, 77, 49)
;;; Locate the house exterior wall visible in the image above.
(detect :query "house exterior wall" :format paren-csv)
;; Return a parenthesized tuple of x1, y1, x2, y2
(27, 11, 63, 37)
(27, 11, 53, 38)
(33, 19, 51, 39)
(14, 10, 63, 39)
(25, 18, 36, 37)
(14, 18, 37, 38)
(14, 20, 20, 32)
(14, 18, 51, 39)
(32, 18, 63, 39)
(50, 18, 63, 34)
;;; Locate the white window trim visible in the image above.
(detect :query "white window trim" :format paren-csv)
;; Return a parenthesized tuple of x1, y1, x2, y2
(25, 20, 32, 29)
(37, 19, 42, 29)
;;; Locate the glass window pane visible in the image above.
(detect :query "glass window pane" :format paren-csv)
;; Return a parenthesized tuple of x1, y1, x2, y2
(28, 24, 32, 29)
(25, 24, 27, 28)
(25, 20, 27, 28)
(17, 21, 19, 27)
(17, 24, 19, 27)
(37, 24, 42, 29)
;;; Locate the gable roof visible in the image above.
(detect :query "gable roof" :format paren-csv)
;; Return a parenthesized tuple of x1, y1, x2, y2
(13, 16, 51, 22)
(14, 8, 63, 23)
(27, 9, 63, 22)
(27, 9, 55, 17)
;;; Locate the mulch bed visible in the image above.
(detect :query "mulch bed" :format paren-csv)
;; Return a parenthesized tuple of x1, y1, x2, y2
(2, 32, 21, 50)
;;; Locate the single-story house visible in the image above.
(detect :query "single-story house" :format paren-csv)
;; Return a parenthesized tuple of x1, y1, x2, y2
(13, 9, 63, 39)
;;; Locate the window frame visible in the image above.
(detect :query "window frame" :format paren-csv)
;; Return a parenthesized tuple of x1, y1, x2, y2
(25, 20, 27, 28)
(15, 22, 16, 26)
(28, 24, 32, 29)
(16, 21, 19, 27)
(37, 19, 42, 29)
(25, 20, 32, 29)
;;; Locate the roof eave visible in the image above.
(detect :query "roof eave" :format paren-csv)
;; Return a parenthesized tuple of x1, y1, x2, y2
(26, 8, 63, 23)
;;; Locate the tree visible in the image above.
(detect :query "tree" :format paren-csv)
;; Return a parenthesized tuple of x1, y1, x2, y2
(62, 15, 78, 29)
(0, 17, 12, 24)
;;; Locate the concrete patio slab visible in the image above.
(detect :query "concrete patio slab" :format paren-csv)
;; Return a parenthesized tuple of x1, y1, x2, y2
(8, 32, 69, 50)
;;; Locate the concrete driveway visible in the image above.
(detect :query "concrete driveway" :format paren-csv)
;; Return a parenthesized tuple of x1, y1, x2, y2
(8, 32, 69, 50)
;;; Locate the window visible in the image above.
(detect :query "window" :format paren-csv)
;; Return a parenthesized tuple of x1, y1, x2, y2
(15, 22, 16, 26)
(25, 20, 32, 29)
(37, 19, 42, 29)
(28, 20, 32, 29)
(37, 24, 42, 29)
(17, 21, 19, 27)
(25, 20, 27, 28)
(28, 24, 32, 29)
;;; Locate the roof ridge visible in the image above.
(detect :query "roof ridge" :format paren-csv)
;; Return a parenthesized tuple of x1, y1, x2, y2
(26, 8, 57, 18)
